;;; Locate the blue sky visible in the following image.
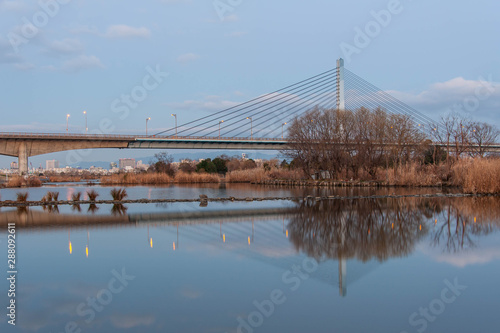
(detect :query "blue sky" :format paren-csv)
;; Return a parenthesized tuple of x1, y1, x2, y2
(1, 0, 499, 167)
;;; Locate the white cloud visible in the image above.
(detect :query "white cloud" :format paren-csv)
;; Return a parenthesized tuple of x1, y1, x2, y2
(353, 76, 500, 126)
(45, 38, 84, 55)
(0, 0, 27, 12)
(167, 95, 238, 111)
(226, 31, 247, 38)
(176, 52, 200, 64)
(104, 25, 151, 39)
(0, 37, 22, 63)
(159, 0, 191, 3)
(421, 243, 500, 268)
(13, 62, 34, 70)
(386, 76, 500, 108)
(61, 55, 104, 72)
(224, 14, 239, 22)
(70, 25, 99, 35)
(0, 122, 69, 132)
(109, 314, 155, 329)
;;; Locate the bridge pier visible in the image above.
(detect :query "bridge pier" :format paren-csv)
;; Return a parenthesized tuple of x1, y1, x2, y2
(18, 142, 28, 176)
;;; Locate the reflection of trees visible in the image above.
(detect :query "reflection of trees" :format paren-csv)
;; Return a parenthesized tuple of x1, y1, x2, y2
(42, 205, 59, 213)
(289, 196, 500, 261)
(288, 198, 428, 262)
(111, 204, 127, 216)
(431, 197, 500, 253)
(87, 204, 99, 214)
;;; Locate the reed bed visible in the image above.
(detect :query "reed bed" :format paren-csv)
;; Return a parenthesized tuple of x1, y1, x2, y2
(381, 163, 441, 186)
(225, 168, 270, 183)
(5, 176, 42, 188)
(110, 188, 128, 201)
(16, 192, 28, 202)
(101, 173, 173, 185)
(174, 172, 221, 183)
(454, 158, 500, 194)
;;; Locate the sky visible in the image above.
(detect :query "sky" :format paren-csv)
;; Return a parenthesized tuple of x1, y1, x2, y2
(0, 0, 499, 168)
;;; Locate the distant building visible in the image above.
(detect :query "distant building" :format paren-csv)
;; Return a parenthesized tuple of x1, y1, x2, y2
(110, 162, 117, 169)
(136, 160, 149, 171)
(119, 158, 136, 170)
(10, 161, 18, 170)
(46, 160, 59, 170)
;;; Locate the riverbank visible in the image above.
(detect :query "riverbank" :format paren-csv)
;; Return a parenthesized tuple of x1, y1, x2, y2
(2, 158, 499, 194)
(0, 192, 486, 207)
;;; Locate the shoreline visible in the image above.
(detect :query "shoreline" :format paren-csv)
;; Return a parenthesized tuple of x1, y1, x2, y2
(0, 192, 493, 208)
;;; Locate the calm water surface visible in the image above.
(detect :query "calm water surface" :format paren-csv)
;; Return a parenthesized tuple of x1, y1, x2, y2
(0, 185, 498, 333)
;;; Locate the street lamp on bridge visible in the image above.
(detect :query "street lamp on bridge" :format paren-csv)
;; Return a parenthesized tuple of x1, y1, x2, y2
(219, 120, 224, 139)
(66, 114, 70, 133)
(246, 117, 253, 139)
(282, 122, 287, 139)
(171, 113, 177, 138)
(83, 111, 87, 134)
(146, 117, 151, 136)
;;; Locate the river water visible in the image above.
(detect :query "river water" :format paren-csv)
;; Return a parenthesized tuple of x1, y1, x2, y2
(1, 184, 499, 333)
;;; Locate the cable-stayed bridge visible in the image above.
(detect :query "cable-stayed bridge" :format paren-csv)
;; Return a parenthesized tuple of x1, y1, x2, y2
(1, 59, 499, 175)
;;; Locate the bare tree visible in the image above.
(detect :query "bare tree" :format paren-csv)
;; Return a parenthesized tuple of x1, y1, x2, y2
(470, 122, 500, 157)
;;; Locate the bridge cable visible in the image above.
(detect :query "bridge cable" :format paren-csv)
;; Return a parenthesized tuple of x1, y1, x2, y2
(189, 75, 338, 137)
(222, 80, 338, 138)
(215, 79, 338, 138)
(249, 86, 339, 138)
(154, 68, 337, 136)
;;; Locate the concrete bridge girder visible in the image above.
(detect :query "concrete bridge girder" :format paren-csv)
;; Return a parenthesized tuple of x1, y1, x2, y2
(0, 139, 129, 175)
(1, 134, 499, 176)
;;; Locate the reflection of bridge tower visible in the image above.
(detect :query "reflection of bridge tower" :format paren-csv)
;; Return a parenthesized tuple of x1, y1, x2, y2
(338, 214, 347, 297)
(339, 256, 347, 297)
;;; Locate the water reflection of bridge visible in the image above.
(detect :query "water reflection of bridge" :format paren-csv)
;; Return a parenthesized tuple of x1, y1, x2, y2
(2, 196, 499, 297)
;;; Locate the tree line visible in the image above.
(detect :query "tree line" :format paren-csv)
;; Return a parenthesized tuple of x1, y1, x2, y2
(283, 106, 499, 180)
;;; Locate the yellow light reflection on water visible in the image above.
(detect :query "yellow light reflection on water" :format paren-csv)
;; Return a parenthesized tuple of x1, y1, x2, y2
(286, 230, 288, 238)
(86, 246, 88, 258)
(150, 238, 153, 248)
(223, 234, 226, 243)
(173, 242, 176, 251)
(248, 237, 251, 245)
(69, 242, 72, 254)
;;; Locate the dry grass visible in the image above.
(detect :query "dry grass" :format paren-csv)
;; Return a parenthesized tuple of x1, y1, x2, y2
(174, 172, 221, 183)
(267, 168, 306, 180)
(71, 192, 82, 201)
(16, 192, 28, 202)
(110, 188, 128, 201)
(86, 189, 99, 201)
(6, 176, 42, 188)
(226, 168, 270, 183)
(42, 191, 60, 201)
(101, 173, 173, 185)
(381, 162, 441, 186)
(6, 176, 23, 188)
(47, 175, 82, 182)
(454, 158, 500, 194)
